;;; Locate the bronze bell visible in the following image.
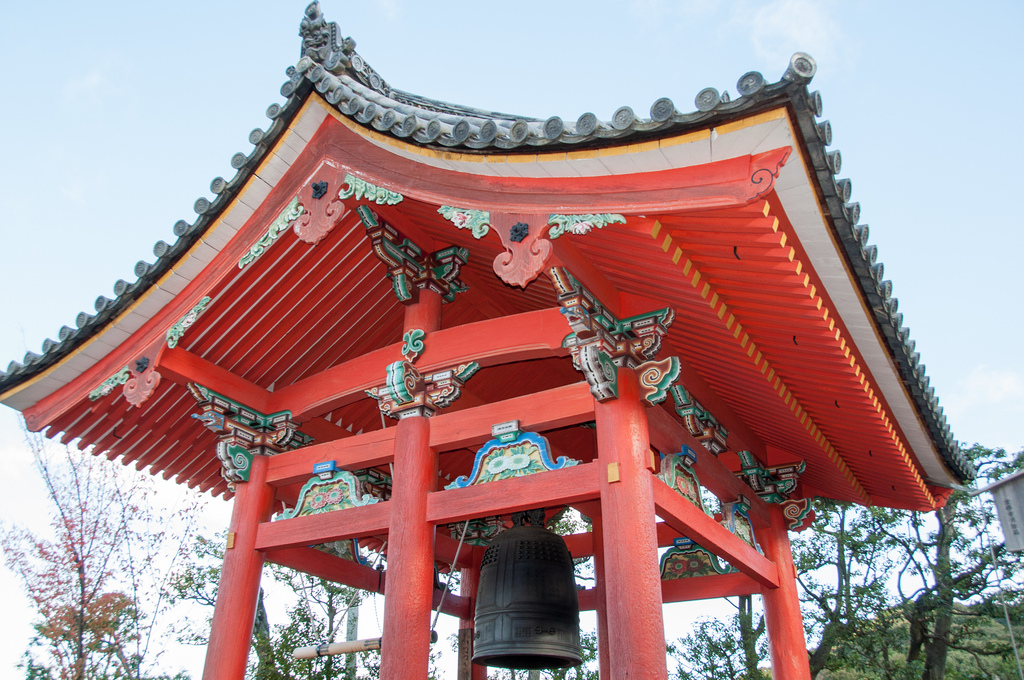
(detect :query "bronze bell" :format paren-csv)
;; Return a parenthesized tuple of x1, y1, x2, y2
(473, 509, 582, 670)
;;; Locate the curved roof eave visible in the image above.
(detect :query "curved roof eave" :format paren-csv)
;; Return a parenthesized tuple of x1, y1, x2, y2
(0, 2, 973, 484)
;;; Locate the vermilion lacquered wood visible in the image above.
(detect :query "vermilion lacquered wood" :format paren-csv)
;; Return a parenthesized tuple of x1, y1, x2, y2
(662, 572, 760, 603)
(651, 478, 779, 588)
(424, 462, 601, 526)
(548, 237, 622, 319)
(459, 547, 486, 680)
(591, 513, 610, 680)
(325, 117, 790, 213)
(202, 455, 275, 680)
(265, 546, 383, 593)
(405, 289, 442, 333)
(266, 427, 397, 486)
(427, 381, 595, 452)
(574, 572, 759, 610)
(561, 521, 685, 558)
(380, 415, 437, 680)
(646, 405, 772, 528)
(596, 367, 668, 680)
(435, 533, 473, 571)
(159, 346, 273, 412)
(269, 307, 571, 419)
(254, 501, 390, 550)
(760, 504, 813, 680)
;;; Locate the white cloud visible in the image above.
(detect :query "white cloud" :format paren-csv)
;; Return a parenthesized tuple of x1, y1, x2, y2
(370, 0, 402, 22)
(61, 65, 118, 106)
(728, 0, 845, 68)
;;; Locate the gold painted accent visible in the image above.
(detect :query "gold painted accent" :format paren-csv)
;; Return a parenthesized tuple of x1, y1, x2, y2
(658, 128, 712, 148)
(713, 108, 787, 135)
(648, 450, 657, 472)
(607, 462, 620, 483)
(598, 145, 630, 158)
(226, 532, 236, 549)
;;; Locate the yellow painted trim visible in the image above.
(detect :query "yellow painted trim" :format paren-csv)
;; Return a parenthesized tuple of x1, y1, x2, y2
(713, 108, 787, 136)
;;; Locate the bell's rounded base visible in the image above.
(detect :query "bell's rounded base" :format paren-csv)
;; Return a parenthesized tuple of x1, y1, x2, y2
(473, 650, 583, 670)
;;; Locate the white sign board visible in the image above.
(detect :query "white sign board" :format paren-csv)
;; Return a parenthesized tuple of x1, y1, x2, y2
(991, 474, 1024, 552)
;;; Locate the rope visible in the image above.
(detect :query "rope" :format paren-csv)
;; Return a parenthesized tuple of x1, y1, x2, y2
(431, 519, 471, 631)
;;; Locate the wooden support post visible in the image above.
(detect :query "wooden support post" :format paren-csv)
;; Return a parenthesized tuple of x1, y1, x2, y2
(202, 455, 275, 680)
(591, 512, 610, 680)
(380, 291, 441, 679)
(595, 367, 668, 680)
(759, 504, 812, 680)
(380, 414, 437, 679)
(458, 547, 486, 680)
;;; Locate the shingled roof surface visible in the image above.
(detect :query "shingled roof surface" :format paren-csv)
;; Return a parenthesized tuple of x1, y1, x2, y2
(0, 2, 973, 483)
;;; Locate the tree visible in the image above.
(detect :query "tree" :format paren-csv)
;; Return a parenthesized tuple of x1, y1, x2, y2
(667, 606, 767, 680)
(1, 425, 197, 680)
(881, 445, 1024, 680)
(791, 500, 900, 678)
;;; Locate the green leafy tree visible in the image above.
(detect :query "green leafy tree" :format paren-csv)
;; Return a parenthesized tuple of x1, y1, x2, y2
(881, 445, 1024, 680)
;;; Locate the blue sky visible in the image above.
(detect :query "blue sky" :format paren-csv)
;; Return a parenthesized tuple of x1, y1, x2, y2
(1, 0, 1022, 676)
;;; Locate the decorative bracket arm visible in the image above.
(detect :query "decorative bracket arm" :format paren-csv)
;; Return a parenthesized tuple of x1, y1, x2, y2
(735, 449, 806, 504)
(189, 383, 313, 486)
(360, 206, 468, 303)
(366, 360, 479, 419)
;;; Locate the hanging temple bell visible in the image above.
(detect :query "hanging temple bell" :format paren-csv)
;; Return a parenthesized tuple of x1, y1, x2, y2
(472, 509, 583, 670)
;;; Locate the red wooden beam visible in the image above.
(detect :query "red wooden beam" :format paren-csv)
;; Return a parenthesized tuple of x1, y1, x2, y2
(159, 346, 273, 413)
(270, 307, 572, 420)
(255, 502, 390, 551)
(267, 427, 397, 486)
(661, 572, 761, 602)
(651, 479, 779, 589)
(428, 381, 595, 452)
(647, 406, 772, 528)
(265, 546, 383, 593)
(425, 463, 601, 526)
(563, 521, 684, 559)
(575, 572, 760, 612)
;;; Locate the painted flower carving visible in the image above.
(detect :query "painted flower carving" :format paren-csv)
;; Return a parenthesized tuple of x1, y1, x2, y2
(486, 455, 509, 475)
(506, 452, 531, 471)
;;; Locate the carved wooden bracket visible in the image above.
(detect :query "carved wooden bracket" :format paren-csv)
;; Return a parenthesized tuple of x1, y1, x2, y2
(188, 383, 313, 486)
(549, 266, 675, 402)
(735, 449, 806, 504)
(359, 206, 468, 304)
(669, 385, 729, 455)
(366, 360, 479, 419)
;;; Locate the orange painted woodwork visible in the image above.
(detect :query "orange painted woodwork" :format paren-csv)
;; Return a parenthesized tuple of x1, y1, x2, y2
(651, 479, 779, 588)
(426, 381, 595, 452)
(759, 504, 813, 680)
(380, 416, 437, 679)
(267, 427, 398, 486)
(202, 455, 275, 680)
(647, 406, 772, 528)
(325, 119, 790, 213)
(265, 546, 383, 593)
(255, 501, 390, 551)
(425, 462, 601, 526)
(591, 513, 610, 680)
(661, 572, 760, 603)
(596, 367, 668, 680)
(270, 307, 571, 419)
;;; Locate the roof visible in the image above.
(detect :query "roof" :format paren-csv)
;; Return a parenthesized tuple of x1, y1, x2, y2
(0, 2, 974, 506)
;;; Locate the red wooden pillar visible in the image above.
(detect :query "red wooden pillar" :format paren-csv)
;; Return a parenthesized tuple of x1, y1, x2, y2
(380, 292, 441, 679)
(591, 512, 610, 680)
(459, 546, 487, 680)
(594, 366, 668, 679)
(202, 455, 275, 680)
(759, 504, 812, 680)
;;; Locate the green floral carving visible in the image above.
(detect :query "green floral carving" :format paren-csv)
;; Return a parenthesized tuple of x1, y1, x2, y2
(167, 297, 212, 348)
(238, 196, 305, 269)
(89, 366, 130, 401)
(402, 329, 425, 363)
(547, 213, 626, 239)
(338, 174, 403, 205)
(454, 362, 480, 382)
(438, 206, 491, 238)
